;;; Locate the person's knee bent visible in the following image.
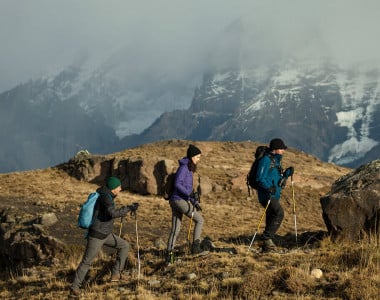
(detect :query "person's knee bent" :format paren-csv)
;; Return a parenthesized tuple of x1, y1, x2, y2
(197, 215, 204, 226)
(193, 212, 204, 226)
(277, 206, 284, 222)
(118, 239, 130, 254)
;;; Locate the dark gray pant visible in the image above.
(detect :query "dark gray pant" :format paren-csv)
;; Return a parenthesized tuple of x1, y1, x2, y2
(261, 199, 284, 241)
(71, 233, 129, 289)
(167, 199, 204, 252)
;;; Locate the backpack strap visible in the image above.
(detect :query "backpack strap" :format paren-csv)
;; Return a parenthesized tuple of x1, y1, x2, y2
(92, 192, 113, 220)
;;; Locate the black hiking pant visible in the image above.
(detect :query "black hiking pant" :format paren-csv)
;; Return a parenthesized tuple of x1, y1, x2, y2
(260, 198, 284, 241)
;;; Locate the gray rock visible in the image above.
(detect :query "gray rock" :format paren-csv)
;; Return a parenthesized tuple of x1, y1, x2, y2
(39, 213, 58, 226)
(320, 160, 380, 240)
(0, 213, 65, 269)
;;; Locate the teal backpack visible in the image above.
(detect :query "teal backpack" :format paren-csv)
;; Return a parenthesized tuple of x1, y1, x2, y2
(78, 192, 100, 229)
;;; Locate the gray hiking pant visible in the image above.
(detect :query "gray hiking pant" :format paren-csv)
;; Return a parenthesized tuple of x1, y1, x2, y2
(71, 233, 129, 289)
(167, 199, 204, 252)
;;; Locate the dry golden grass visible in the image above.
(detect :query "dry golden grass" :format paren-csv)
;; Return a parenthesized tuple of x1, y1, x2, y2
(0, 140, 379, 299)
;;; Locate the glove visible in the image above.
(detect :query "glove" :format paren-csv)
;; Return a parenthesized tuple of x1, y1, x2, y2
(128, 202, 139, 213)
(190, 191, 200, 203)
(284, 167, 294, 178)
(194, 202, 202, 211)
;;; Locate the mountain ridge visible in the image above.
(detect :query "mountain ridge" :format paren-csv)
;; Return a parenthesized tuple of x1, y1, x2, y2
(121, 62, 380, 168)
(1, 58, 379, 172)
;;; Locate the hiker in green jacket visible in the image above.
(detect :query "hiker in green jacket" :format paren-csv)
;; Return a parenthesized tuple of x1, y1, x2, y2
(70, 177, 139, 297)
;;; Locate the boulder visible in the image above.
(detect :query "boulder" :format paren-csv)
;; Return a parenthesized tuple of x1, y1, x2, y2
(56, 152, 111, 183)
(320, 160, 380, 240)
(57, 153, 214, 197)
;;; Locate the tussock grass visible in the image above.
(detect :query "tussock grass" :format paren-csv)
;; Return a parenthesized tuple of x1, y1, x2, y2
(1, 227, 379, 299)
(2, 140, 378, 299)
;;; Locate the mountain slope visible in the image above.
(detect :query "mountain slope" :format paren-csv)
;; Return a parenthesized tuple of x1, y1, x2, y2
(2, 140, 370, 300)
(0, 67, 120, 172)
(0, 58, 197, 172)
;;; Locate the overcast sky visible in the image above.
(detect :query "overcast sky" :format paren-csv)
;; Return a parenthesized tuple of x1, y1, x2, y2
(1, 0, 379, 93)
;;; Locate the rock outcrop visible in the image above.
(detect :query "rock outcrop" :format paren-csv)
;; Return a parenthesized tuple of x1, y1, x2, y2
(0, 210, 65, 269)
(57, 151, 213, 197)
(320, 159, 380, 240)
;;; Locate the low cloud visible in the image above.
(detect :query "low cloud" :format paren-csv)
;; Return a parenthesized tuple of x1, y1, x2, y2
(0, 0, 379, 92)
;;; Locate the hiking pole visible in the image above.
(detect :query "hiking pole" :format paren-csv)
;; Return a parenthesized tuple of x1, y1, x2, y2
(131, 207, 141, 280)
(187, 211, 194, 253)
(119, 217, 123, 237)
(291, 176, 298, 245)
(247, 199, 271, 253)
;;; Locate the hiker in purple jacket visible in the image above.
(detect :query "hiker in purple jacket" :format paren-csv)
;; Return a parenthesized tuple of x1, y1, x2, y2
(166, 144, 204, 264)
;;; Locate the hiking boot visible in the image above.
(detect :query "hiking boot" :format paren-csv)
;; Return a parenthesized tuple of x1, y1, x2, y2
(264, 238, 276, 248)
(191, 239, 209, 256)
(262, 239, 277, 253)
(110, 273, 128, 283)
(69, 288, 80, 298)
(191, 239, 202, 254)
(165, 251, 175, 265)
(200, 237, 216, 251)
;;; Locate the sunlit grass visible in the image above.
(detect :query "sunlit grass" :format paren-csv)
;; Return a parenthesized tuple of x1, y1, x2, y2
(1, 140, 376, 299)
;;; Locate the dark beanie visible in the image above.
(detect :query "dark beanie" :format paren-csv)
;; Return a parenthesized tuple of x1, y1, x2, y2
(187, 144, 202, 158)
(269, 138, 287, 150)
(106, 177, 121, 190)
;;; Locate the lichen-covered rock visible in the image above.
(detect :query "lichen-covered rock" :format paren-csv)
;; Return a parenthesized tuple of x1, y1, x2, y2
(320, 159, 380, 240)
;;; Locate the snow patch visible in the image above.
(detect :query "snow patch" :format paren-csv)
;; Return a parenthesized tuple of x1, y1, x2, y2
(328, 136, 378, 165)
(272, 69, 301, 86)
(335, 108, 363, 128)
(213, 72, 232, 82)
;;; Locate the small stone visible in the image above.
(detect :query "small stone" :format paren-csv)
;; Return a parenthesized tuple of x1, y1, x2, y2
(311, 268, 323, 279)
(148, 279, 161, 287)
(218, 272, 229, 279)
(153, 238, 166, 250)
(39, 213, 58, 226)
(186, 273, 197, 280)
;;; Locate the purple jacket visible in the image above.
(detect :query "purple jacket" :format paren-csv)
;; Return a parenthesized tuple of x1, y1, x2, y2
(170, 157, 193, 201)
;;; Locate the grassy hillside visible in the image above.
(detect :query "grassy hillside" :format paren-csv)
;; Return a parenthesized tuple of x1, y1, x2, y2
(0, 140, 378, 299)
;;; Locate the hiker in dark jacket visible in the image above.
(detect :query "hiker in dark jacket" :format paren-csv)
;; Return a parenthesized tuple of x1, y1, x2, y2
(166, 144, 204, 263)
(70, 177, 139, 297)
(256, 138, 294, 252)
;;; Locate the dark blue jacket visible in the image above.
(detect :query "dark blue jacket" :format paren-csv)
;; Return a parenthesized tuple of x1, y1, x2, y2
(170, 157, 194, 201)
(256, 153, 284, 203)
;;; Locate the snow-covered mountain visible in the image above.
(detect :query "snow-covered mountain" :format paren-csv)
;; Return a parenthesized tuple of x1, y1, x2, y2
(1, 57, 379, 172)
(122, 60, 380, 168)
(0, 57, 198, 172)
(2, 14, 380, 172)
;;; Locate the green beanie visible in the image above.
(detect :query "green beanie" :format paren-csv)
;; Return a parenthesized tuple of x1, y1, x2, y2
(106, 177, 121, 190)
